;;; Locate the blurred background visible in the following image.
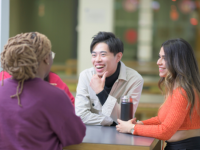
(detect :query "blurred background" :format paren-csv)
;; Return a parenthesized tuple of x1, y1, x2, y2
(3, 0, 200, 120)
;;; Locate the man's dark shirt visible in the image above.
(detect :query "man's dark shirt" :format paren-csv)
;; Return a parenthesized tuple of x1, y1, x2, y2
(96, 62, 121, 126)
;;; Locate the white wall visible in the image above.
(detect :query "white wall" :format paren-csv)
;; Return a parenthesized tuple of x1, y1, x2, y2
(0, 0, 9, 71)
(77, 0, 114, 75)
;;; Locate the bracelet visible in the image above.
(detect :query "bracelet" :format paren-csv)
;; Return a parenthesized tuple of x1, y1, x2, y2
(130, 124, 135, 134)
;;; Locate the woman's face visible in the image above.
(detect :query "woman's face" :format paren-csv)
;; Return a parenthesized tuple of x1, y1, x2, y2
(157, 47, 168, 78)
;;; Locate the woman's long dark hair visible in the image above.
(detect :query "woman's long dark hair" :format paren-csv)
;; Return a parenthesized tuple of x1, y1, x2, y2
(158, 38, 200, 116)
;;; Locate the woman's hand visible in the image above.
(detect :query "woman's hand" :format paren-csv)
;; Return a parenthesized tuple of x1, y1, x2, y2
(128, 118, 144, 125)
(137, 121, 144, 125)
(116, 118, 144, 133)
(116, 119, 134, 133)
(128, 118, 137, 124)
(126, 118, 144, 125)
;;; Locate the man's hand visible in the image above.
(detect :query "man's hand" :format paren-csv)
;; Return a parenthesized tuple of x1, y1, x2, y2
(90, 71, 107, 94)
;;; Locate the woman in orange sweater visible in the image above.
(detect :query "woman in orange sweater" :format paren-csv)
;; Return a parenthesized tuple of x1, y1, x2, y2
(116, 38, 200, 150)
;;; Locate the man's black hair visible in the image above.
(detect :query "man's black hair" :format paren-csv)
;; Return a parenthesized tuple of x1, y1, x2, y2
(90, 32, 124, 56)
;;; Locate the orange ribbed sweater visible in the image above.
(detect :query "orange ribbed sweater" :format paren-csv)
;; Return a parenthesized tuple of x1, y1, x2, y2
(134, 88, 200, 140)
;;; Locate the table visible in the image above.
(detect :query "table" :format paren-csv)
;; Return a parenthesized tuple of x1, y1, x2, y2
(64, 125, 161, 150)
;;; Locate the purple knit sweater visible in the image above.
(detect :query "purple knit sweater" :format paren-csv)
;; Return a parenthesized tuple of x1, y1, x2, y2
(0, 78, 86, 150)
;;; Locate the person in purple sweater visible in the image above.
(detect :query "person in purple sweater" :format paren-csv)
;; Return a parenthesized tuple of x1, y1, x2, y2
(0, 32, 86, 150)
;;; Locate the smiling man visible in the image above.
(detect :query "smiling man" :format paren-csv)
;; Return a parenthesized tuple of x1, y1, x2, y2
(75, 32, 143, 126)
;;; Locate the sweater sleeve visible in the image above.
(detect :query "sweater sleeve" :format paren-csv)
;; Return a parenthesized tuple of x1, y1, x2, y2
(134, 88, 189, 140)
(142, 116, 161, 125)
(96, 89, 108, 105)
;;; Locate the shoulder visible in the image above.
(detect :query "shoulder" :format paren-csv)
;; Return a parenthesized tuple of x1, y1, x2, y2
(79, 67, 94, 79)
(126, 67, 142, 78)
(0, 71, 12, 80)
(48, 72, 61, 82)
(123, 63, 143, 83)
(169, 87, 189, 105)
(34, 79, 73, 110)
(48, 72, 66, 89)
(41, 80, 70, 107)
(33, 78, 67, 98)
(173, 87, 187, 97)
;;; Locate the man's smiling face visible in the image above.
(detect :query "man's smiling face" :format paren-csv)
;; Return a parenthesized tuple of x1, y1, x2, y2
(91, 42, 121, 77)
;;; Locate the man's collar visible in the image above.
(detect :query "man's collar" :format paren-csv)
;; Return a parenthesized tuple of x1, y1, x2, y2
(117, 61, 127, 81)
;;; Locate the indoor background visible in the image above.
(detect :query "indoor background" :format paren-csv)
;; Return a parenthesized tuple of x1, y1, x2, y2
(6, 0, 200, 120)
